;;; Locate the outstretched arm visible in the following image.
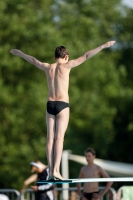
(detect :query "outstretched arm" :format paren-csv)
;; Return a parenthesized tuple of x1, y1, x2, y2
(10, 49, 49, 71)
(67, 41, 116, 69)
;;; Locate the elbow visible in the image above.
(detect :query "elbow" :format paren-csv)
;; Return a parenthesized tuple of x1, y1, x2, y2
(85, 53, 90, 60)
(23, 181, 28, 186)
(85, 54, 89, 60)
(32, 57, 36, 65)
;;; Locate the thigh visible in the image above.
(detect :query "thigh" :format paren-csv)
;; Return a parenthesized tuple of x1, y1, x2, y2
(46, 112, 55, 139)
(55, 107, 69, 139)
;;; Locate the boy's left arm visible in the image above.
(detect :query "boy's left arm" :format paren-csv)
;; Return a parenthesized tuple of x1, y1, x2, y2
(93, 167, 113, 199)
(67, 41, 116, 69)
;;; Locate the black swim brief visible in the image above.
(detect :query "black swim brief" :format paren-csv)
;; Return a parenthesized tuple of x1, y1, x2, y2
(47, 101, 69, 115)
(82, 191, 99, 200)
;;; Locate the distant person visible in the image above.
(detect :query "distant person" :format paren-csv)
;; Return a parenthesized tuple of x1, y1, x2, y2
(10, 41, 115, 180)
(77, 148, 113, 200)
(21, 161, 54, 200)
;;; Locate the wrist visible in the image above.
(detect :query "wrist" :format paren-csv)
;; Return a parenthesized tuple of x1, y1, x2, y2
(101, 44, 105, 49)
(78, 191, 81, 196)
(100, 191, 104, 197)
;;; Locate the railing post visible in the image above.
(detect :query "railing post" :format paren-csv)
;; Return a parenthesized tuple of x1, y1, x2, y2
(61, 150, 71, 200)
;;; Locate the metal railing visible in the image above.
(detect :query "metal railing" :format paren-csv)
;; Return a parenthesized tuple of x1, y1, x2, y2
(21, 189, 35, 200)
(0, 186, 116, 200)
(21, 186, 116, 200)
(0, 189, 20, 200)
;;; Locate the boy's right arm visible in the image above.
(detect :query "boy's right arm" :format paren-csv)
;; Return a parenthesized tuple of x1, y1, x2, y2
(67, 41, 116, 69)
(10, 49, 49, 71)
(77, 168, 84, 198)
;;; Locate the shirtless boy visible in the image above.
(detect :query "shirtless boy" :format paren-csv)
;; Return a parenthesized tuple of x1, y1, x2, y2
(10, 41, 115, 180)
(77, 148, 113, 200)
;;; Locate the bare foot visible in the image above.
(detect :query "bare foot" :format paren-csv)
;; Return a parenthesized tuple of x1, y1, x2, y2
(53, 172, 64, 180)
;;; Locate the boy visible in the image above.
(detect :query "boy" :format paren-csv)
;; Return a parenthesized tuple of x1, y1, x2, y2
(77, 148, 113, 200)
(10, 41, 115, 180)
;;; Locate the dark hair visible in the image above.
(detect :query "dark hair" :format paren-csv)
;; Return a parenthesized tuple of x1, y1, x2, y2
(55, 46, 69, 58)
(84, 148, 96, 156)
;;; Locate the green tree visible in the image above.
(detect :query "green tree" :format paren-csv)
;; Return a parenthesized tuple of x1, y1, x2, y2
(0, 0, 58, 189)
(1, 0, 133, 189)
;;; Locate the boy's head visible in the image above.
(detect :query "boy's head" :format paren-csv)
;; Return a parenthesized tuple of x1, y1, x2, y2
(84, 148, 96, 164)
(55, 46, 69, 59)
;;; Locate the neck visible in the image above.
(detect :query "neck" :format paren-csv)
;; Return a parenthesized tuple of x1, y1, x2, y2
(87, 162, 94, 166)
(56, 58, 67, 64)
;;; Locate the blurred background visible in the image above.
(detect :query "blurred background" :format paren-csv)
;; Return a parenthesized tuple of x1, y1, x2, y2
(0, 0, 133, 191)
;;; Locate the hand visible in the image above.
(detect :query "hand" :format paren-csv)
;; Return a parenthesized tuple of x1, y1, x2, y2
(78, 193, 87, 200)
(92, 192, 103, 199)
(103, 41, 116, 49)
(20, 188, 25, 194)
(10, 49, 21, 56)
(78, 192, 84, 199)
(30, 186, 38, 191)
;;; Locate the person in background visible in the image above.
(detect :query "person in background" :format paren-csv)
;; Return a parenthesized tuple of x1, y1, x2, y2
(21, 161, 54, 200)
(77, 148, 113, 200)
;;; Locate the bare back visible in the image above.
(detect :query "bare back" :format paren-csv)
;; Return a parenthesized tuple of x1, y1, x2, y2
(10, 41, 116, 103)
(45, 63, 70, 102)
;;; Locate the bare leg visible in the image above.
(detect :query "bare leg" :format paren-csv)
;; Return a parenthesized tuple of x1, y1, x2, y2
(53, 107, 69, 179)
(46, 112, 55, 177)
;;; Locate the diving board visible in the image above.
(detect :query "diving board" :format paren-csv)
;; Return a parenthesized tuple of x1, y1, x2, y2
(37, 177, 133, 184)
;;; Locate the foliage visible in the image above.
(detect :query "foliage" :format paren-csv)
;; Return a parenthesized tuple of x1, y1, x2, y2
(0, 0, 133, 189)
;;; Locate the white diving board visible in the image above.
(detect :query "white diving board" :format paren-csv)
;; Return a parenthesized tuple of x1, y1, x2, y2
(37, 177, 133, 184)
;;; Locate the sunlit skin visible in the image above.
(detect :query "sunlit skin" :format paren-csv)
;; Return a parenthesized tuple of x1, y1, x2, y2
(10, 41, 115, 180)
(30, 165, 46, 191)
(77, 152, 113, 200)
(85, 152, 95, 165)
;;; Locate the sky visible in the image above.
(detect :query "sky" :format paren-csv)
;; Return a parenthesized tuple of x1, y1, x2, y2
(122, 0, 133, 8)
